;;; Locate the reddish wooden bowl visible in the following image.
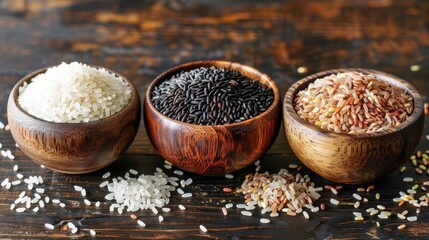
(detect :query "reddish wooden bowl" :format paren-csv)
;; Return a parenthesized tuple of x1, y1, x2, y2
(283, 68, 424, 184)
(7, 66, 141, 174)
(144, 60, 281, 175)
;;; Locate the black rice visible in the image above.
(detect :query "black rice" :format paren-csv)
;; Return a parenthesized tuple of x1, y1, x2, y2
(151, 66, 274, 125)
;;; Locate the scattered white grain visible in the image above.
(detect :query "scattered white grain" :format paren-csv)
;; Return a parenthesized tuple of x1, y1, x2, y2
(59, 203, 66, 208)
(16, 207, 26, 212)
(353, 212, 362, 217)
(6, 182, 11, 189)
(225, 203, 233, 209)
(260, 218, 270, 223)
(330, 198, 339, 205)
(353, 193, 362, 201)
(67, 222, 76, 229)
(71, 227, 78, 234)
(376, 205, 386, 210)
(33, 207, 39, 212)
(162, 207, 171, 213)
(182, 193, 192, 198)
(137, 220, 146, 227)
(354, 201, 360, 208)
(185, 178, 193, 186)
(370, 210, 379, 216)
(403, 177, 413, 182)
(90, 229, 96, 236)
(270, 212, 279, 217)
(199, 225, 208, 233)
(303, 211, 309, 219)
(241, 211, 252, 216)
(28, 183, 33, 190)
(1, 178, 9, 186)
(95, 201, 100, 207)
(222, 207, 227, 215)
(254, 160, 260, 166)
(174, 170, 183, 176)
(225, 174, 234, 179)
(52, 199, 60, 204)
(129, 169, 138, 175)
(39, 200, 45, 208)
(164, 164, 172, 169)
(99, 180, 109, 188)
(34, 193, 41, 199)
(407, 216, 417, 222)
(355, 216, 364, 221)
(288, 164, 298, 169)
(158, 215, 164, 222)
(13, 165, 18, 172)
(397, 213, 406, 219)
(177, 188, 184, 195)
(84, 199, 91, 206)
(35, 188, 44, 194)
(10, 204, 15, 210)
(12, 180, 21, 185)
(102, 172, 111, 179)
(81, 189, 86, 197)
(44, 223, 55, 230)
(236, 204, 246, 209)
(40, 165, 45, 168)
(74, 185, 83, 191)
(178, 204, 186, 210)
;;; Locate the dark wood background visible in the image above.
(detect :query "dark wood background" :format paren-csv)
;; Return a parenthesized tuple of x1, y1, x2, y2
(0, 0, 428, 239)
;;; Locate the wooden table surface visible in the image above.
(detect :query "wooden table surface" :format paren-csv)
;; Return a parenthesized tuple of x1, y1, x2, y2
(0, 0, 428, 239)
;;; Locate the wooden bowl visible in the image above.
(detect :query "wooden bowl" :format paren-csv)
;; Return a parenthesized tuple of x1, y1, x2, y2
(7, 66, 141, 174)
(144, 60, 281, 175)
(283, 68, 424, 184)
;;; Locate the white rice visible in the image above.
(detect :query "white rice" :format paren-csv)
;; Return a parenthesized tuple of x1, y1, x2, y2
(102, 172, 111, 179)
(260, 218, 270, 223)
(182, 193, 192, 198)
(225, 174, 234, 179)
(137, 220, 146, 227)
(18, 62, 131, 123)
(199, 225, 208, 233)
(104, 171, 177, 212)
(44, 223, 55, 230)
(90, 229, 96, 236)
(178, 204, 186, 210)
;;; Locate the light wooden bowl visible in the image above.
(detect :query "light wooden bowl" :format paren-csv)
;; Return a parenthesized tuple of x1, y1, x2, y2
(283, 68, 424, 184)
(7, 66, 141, 174)
(144, 60, 281, 175)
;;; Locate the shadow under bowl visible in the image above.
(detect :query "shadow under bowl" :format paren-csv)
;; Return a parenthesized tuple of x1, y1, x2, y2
(7, 66, 141, 174)
(144, 60, 281, 175)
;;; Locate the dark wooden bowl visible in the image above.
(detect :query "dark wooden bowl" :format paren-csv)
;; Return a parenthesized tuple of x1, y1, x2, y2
(7, 66, 141, 174)
(283, 68, 424, 184)
(144, 60, 281, 175)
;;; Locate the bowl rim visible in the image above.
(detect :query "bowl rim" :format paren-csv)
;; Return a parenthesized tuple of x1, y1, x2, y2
(11, 63, 139, 126)
(283, 68, 424, 139)
(145, 60, 281, 128)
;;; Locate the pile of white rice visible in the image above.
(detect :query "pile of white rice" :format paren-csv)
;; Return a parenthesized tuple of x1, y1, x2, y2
(18, 62, 131, 123)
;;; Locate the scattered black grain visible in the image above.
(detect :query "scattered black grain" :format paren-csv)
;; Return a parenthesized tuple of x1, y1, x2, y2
(151, 66, 274, 125)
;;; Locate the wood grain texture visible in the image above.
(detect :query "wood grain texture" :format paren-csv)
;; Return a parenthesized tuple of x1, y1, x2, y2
(283, 69, 425, 184)
(0, 0, 428, 239)
(7, 66, 141, 174)
(144, 61, 281, 175)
